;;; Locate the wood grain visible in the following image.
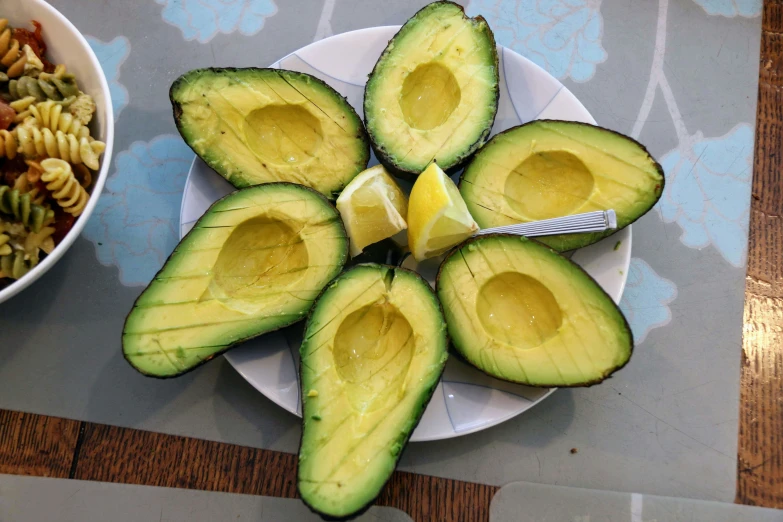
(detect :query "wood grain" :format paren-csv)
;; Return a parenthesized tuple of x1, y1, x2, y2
(72, 422, 298, 497)
(736, 0, 783, 508)
(0, 410, 80, 478)
(70, 420, 497, 522)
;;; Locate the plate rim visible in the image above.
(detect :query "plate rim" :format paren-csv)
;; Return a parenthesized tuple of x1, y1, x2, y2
(179, 25, 631, 441)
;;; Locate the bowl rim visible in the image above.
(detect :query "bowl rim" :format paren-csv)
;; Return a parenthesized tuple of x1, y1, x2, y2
(0, 0, 114, 304)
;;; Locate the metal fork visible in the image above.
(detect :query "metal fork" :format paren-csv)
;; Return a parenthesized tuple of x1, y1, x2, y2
(474, 210, 617, 237)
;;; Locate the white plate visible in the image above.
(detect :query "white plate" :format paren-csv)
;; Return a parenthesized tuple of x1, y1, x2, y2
(179, 26, 632, 441)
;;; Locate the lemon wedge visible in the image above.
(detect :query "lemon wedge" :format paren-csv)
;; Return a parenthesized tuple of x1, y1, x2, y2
(407, 162, 479, 261)
(336, 165, 408, 256)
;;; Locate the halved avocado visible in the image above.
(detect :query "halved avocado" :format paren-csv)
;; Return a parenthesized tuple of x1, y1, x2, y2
(171, 68, 370, 199)
(123, 183, 348, 378)
(437, 234, 632, 387)
(364, 1, 499, 177)
(298, 264, 448, 519)
(460, 120, 664, 251)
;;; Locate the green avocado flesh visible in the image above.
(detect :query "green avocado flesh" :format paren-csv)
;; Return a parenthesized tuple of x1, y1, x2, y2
(364, 1, 499, 177)
(437, 235, 632, 387)
(460, 120, 664, 251)
(298, 264, 448, 519)
(123, 183, 348, 377)
(171, 68, 370, 199)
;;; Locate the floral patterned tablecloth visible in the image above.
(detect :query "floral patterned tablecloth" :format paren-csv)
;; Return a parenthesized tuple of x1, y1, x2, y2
(0, 0, 760, 503)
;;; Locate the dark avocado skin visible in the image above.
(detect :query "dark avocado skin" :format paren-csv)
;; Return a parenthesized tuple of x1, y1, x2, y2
(435, 233, 634, 388)
(297, 264, 449, 521)
(170, 67, 371, 200)
(122, 182, 349, 379)
(364, 1, 500, 179)
(346, 238, 406, 267)
(459, 119, 666, 252)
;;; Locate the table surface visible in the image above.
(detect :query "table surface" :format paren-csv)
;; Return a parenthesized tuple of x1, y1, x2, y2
(1, 1, 781, 521)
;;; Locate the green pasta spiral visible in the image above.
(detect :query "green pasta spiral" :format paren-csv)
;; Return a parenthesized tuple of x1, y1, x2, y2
(0, 186, 53, 233)
(8, 73, 79, 102)
(0, 231, 10, 256)
(0, 249, 35, 279)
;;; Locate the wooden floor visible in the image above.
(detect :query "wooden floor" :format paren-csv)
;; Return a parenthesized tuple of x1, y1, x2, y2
(0, 410, 497, 522)
(736, 0, 783, 509)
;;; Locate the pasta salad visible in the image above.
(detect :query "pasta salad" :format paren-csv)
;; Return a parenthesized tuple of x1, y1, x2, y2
(0, 17, 105, 284)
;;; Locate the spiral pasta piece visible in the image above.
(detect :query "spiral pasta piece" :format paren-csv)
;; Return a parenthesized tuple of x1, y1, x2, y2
(0, 185, 53, 232)
(0, 249, 36, 279)
(0, 231, 10, 256)
(0, 19, 26, 78)
(40, 158, 89, 216)
(11, 95, 74, 123)
(7, 66, 79, 101)
(0, 129, 17, 159)
(15, 124, 105, 169)
(24, 225, 54, 255)
(14, 166, 46, 205)
(28, 99, 91, 139)
(10, 95, 36, 112)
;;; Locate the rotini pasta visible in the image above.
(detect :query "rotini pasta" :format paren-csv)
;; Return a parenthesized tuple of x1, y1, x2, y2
(14, 164, 46, 205)
(0, 19, 26, 78)
(15, 123, 105, 170)
(7, 66, 79, 101)
(40, 158, 89, 216)
(10, 94, 35, 112)
(0, 231, 10, 256)
(28, 99, 91, 139)
(0, 249, 36, 279)
(11, 95, 74, 123)
(0, 185, 53, 232)
(23, 159, 42, 182)
(23, 224, 54, 255)
(0, 128, 17, 159)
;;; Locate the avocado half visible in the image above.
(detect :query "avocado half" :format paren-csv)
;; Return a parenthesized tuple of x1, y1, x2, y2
(437, 234, 633, 387)
(298, 264, 448, 519)
(171, 68, 370, 199)
(460, 119, 665, 251)
(123, 183, 348, 378)
(364, 1, 499, 178)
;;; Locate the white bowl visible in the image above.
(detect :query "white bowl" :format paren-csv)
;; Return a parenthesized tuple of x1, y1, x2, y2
(0, 0, 114, 304)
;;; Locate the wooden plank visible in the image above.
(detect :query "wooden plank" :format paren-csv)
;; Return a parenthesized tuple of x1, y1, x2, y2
(0, 409, 81, 478)
(72, 420, 497, 522)
(377, 470, 497, 522)
(736, 0, 783, 508)
(72, 422, 298, 497)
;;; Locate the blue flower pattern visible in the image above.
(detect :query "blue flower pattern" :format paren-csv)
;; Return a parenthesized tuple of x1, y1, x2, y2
(692, 0, 761, 17)
(619, 258, 678, 344)
(155, 0, 278, 43)
(657, 124, 753, 267)
(467, 0, 607, 82)
(86, 36, 130, 121)
(83, 136, 194, 286)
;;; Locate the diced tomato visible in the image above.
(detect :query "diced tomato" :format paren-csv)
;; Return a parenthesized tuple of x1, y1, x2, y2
(14, 21, 54, 73)
(52, 212, 76, 244)
(1, 157, 28, 186)
(0, 100, 15, 131)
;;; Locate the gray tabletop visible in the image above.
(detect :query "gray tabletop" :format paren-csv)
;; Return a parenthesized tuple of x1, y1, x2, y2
(0, 0, 760, 506)
(0, 475, 412, 522)
(491, 481, 783, 522)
